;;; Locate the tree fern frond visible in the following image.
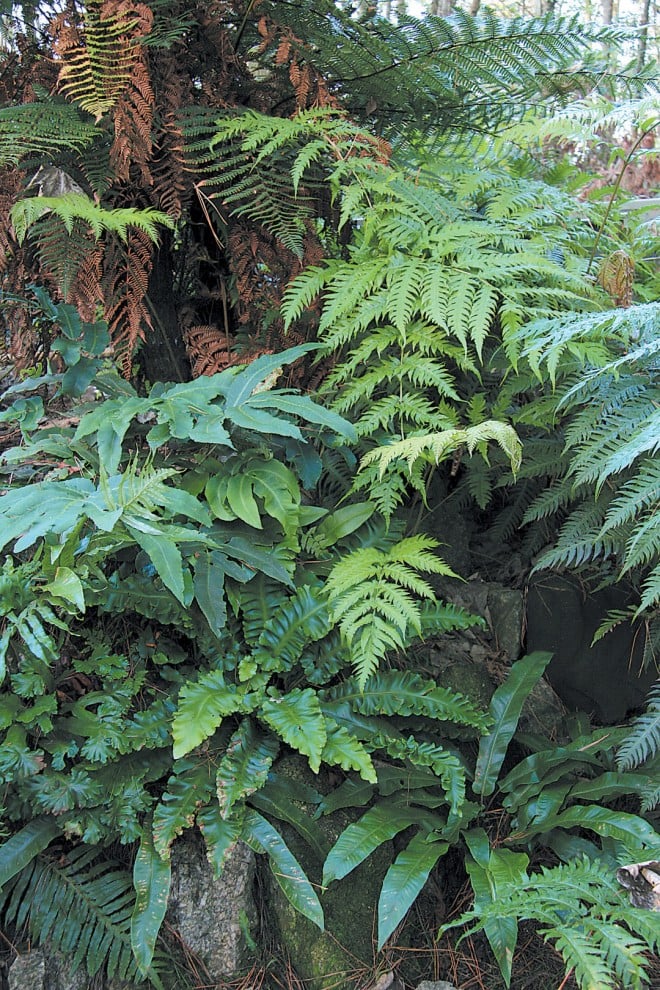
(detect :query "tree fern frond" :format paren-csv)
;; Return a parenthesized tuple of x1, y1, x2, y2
(0, 103, 99, 166)
(264, 3, 627, 138)
(616, 682, 660, 771)
(54, 1, 147, 120)
(361, 421, 522, 479)
(11, 194, 173, 246)
(0, 845, 157, 984)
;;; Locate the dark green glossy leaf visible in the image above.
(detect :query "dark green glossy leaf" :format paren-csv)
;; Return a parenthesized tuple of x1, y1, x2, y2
(473, 652, 552, 798)
(131, 816, 171, 976)
(243, 810, 324, 930)
(378, 833, 447, 949)
(0, 818, 60, 888)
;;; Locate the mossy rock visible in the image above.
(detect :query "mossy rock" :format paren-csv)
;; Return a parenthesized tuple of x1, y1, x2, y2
(262, 756, 392, 990)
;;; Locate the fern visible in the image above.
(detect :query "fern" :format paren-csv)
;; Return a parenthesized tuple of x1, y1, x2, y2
(54, 0, 146, 120)
(324, 536, 456, 687)
(264, 4, 629, 139)
(444, 856, 658, 990)
(617, 681, 660, 772)
(361, 420, 522, 478)
(0, 102, 99, 166)
(11, 193, 174, 245)
(520, 305, 660, 613)
(0, 844, 163, 986)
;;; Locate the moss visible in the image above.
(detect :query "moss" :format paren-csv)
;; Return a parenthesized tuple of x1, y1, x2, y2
(262, 756, 392, 989)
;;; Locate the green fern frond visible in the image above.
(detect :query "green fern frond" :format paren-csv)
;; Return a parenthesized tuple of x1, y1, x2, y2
(0, 845, 160, 985)
(11, 194, 174, 246)
(361, 420, 522, 478)
(0, 103, 99, 166)
(446, 856, 658, 990)
(616, 682, 660, 772)
(264, 3, 627, 138)
(325, 537, 454, 687)
(323, 671, 489, 731)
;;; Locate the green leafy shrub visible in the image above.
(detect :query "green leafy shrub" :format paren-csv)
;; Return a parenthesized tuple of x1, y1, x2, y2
(0, 292, 484, 983)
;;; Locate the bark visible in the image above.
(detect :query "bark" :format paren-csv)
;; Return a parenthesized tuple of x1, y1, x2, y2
(637, 0, 652, 71)
(429, 0, 455, 15)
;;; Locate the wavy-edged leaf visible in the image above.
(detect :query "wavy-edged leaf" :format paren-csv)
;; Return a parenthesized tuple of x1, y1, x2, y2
(323, 803, 440, 885)
(172, 672, 247, 759)
(216, 720, 279, 818)
(243, 809, 324, 930)
(261, 689, 326, 772)
(473, 652, 552, 798)
(131, 815, 171, 976)
(378, 833, 447, 949)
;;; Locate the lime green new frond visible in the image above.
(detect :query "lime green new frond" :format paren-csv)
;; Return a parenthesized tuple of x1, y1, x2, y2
(325, 536, 455, 688)
(56, 3, 141, 119)
(11, 194, 174, 246)
(361, 421, 522, 479)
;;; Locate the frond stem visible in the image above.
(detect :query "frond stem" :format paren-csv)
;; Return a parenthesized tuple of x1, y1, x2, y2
(586, 120, 660, 276)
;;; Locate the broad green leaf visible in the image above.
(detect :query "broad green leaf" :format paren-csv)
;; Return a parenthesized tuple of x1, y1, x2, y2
(378, 834, 448, 949)
(0, 818, 60, 887)
(172, 671, 246, 759)
(473, 652, 552, 798)
(224, 537, 295, 587)
(250, 778, 330, 861)
(47, 566, 85, 612)
(484, 915, 518, 987)
(131, 816, 172, 976)
(312, 501, 375, 547)
(323, 803, 437, 885)
(250, 460, 300, 530)
(193, 551, 227, 636)
(248, 391, 356, 440)
(225, 404, 302, 438)
(197, 804, 244, 876)
(243, 809, 324, 930)
(127, 528, 186, 604)
(315, 777, 375, 817)
(61, 355, 99, 396)
(153, 762, 215, 857)
(216, 720, 279, 817)
(321, 720, 376, 783)
(223, 346, 314, 407)
(527, 804, 660, 849)
(261, 689, 326, 772)
(226, 474, 262, 529)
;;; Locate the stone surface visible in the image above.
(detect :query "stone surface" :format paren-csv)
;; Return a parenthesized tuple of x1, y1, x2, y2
(486, 585, 523, 660)
(166, 831, 257, 982)
(415, 982, 458, 990)
(526, 573, 657, 722)
(7, 948, 91, 990)
(8, 950, 45, 990)
(262, 756, 392, 990)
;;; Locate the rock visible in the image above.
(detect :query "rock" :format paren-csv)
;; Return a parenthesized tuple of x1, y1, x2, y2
(526, 573, 656, 722)
(166, 831, 257, 982)
(7, 947, 91, 990)
(262, 756, 393, 990)
(8, 950, 45, 990)
(486, 585, 523, 660)
(415, 982, 458, 990)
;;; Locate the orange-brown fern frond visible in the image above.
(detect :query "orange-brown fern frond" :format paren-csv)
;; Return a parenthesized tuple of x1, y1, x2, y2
(183, 323, 232, 377)
(110, 49, 154, 184)
(102, 227, 153, 376)
(52, 0, 153, 121)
